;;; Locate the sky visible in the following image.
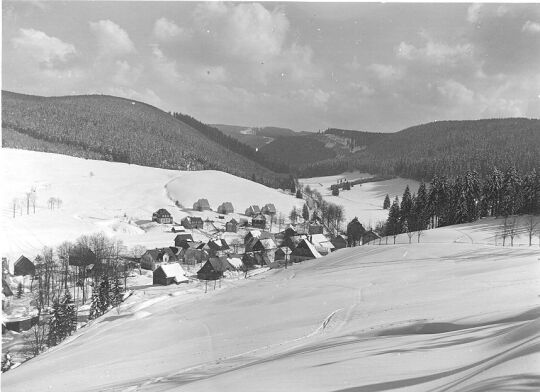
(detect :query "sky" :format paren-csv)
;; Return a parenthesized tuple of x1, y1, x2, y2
(2, 2, 540, 132)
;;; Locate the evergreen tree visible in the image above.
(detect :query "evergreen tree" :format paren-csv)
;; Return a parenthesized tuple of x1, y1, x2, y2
(346, 217, 365, 246)
(485, 167, 504, 217)
(415, 182, 429, 229)
(295, 189, 303, 199)
(89, 283, 102, 320)
(98, 275, 111, 314)
(383, 194, 391, 209)
(61, 289, 77, 336)
(501, 167, 522, 216)
(47, 299, 63, 347)
(289, 207, 298, 224)
(386, 197, 402, 243)
(111, 276, 124, 307)
(301, 204, 310, 222)
(400, 186, 413, 226)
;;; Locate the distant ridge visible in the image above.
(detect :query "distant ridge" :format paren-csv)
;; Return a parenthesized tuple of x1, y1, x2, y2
(1, 91, 292, 188)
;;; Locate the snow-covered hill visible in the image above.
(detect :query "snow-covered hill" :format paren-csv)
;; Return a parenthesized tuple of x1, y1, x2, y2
(2, 217, 539, 391)
(0, 149, 302, 263)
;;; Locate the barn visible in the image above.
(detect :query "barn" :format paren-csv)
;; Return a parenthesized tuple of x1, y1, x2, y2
(261, 203, 277, 215)
(245, 205, 261, 216)
(181, 216, 204, 230)
(13, 256, 35, 276)
(153, 264, 189, 285)
(251, 214, 267, 229)
(217, 202, 234, 214)
(193, 199, 211, 211)
(152, 209, 173, 224)
(290, 239, 322, 263)
(225, 219, 238, 233)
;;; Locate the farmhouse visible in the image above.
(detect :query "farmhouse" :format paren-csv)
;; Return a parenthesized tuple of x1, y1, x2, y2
(217, 202, 234, 214)
(290, 239, 322, 263)
(245, 205, 261, 216)
(331, 235, 348, 250)
(193, 199, 211, 211)
(181, 216, 204, 230)
(13, 256, 35, 276)
(204, 239, 230, 257)
(174, 233, 194, 247)
(225, 219, 238, 233)
(153, 264, 189, 285)
(140, 248, 177, 270)
(152, 208, 173, 224)
(251, 214, 267, 229)
(261, 203, 277, 215)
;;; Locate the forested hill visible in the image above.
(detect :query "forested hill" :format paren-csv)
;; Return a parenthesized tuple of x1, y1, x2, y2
(1, 91, 291, 188)
(298, 119, 540, 180)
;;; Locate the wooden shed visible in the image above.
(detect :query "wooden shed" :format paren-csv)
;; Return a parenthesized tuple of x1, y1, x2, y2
(153, 264, 189, 285)
(13, 256, 35, 276)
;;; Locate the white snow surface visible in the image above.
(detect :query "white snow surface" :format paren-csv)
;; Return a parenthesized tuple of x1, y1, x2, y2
(3, 217, 539, 392)
(157, 263, 188, 283)
(0, 149, 302, 263)
(300, 172, 421, 228)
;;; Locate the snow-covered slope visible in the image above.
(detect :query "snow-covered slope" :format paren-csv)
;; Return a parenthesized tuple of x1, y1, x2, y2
(3, 219, 539, 392)
(300, 172, 420, 227)
(0, 149, 302, 262)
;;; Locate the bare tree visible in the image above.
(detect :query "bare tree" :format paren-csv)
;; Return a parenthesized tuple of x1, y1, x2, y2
(525, 215, 539, 246)
(508, 217, 517, 247)
(30, 189, 37, 214)
(25, 192, 32, 215)
(12, 198, 19, 218)
(501, 217, 509, 246)
(28, 321, 48, 357)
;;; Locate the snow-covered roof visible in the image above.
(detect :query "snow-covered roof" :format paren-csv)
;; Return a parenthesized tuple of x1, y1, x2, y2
(227, 257, 243, 269)
(311, 234, 335, 249)
(296, 239, 323, 258)
(259, 238, 277, 250)
(156, 263, 189, 283)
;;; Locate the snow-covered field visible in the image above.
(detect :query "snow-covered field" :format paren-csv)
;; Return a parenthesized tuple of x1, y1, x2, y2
(300, 172, 420, 228)
(0, 149, 303, 264)
(2, 217, 539, 391)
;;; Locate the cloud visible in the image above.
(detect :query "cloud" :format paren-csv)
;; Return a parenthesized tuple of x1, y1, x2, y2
(11, 28, 76, 66)
(466, 4, 483, 23)
(89, 20, 135, 56)
(367, 63, 402, 81)
(522, 20, 540, 33)
(112, 60, 142, 86)
(397, 39, 474, 66)
(198, 66, 228, 83)
(437, 79, 474, 105)
(153, 17, 187, 41)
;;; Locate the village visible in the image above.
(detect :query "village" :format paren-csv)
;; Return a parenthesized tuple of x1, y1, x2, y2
(1, 191, 382, 368)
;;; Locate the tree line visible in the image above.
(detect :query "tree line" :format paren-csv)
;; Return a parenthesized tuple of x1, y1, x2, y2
(382, 167, 540, 244)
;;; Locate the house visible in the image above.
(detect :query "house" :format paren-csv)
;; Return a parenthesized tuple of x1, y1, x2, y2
(242, 253, 257, 269)
(174, 233, 194, 247)
(217, 202, 234, 214)
(204, 239, 230, 257)
(331, 235, 348, 250)
(197, 258, 229, 280)
(226, 257, 244, 271)
(245, 238, 277, 253)
(171, 225, 185, 233)
(261, 203, 277, 215)
(153, 264, 189, 285)
(69, 246, 97, 267)
(225, 219, 238, 233)
(140, 248, 178, 270)
(181, 216, 204, 230)
(152, 209, 173, 224)
(254, 252, 273, 267)
(310, 234, 335, 255)
(362, 230, 381, 245)
(283, 234, 308, 251)
(274, 247, 292, 261)
(251, 214, 267, 229)
(290, 239, 322, 263)
(282, 227, 298, 238)
(13, 256, 35, 276)
(245, 205, 261, 216)
(193, 198, 211, 211)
